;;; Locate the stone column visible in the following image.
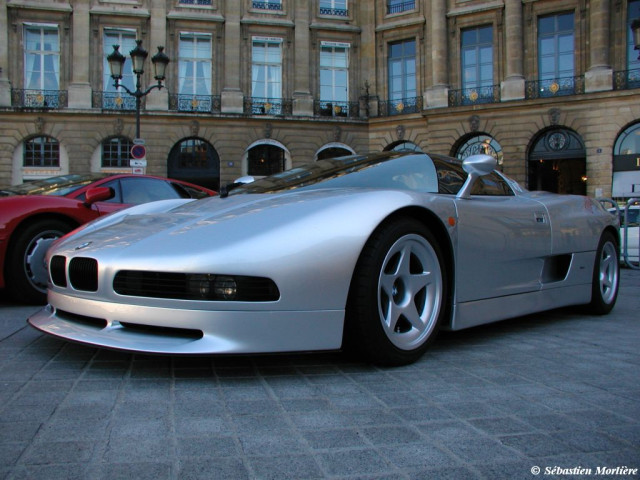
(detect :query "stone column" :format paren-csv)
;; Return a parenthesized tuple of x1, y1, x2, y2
(67, 1, 91, 108)
(585, 0, 612, 92)
(425, 0, 448, 108)
(0, 0, 12, 106)
(146, 1, 168, 111)
(221, 1, 244, 113)
(501, 0, 525, 100)
(359, 2, 376, 117)
(292, 0, 313, 116)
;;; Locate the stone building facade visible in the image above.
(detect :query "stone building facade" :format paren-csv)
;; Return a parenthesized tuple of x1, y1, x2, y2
(0, 0, 639, 199)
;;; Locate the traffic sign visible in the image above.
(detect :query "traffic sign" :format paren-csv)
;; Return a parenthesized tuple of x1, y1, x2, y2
(130, 159, 147, 167)
(131, 144, 146, 160)
(133, 138, 145, 145)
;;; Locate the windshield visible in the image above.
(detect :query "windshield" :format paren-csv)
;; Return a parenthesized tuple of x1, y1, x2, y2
(229, 152, 441, 195)
(0, 174, 109, 197)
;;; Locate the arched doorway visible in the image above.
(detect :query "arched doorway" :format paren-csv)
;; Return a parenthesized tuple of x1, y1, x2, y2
(612, 122, 640, 199)
(527, 128, 586, 194)
(168, 137, 220, 191)
(454, 134, 503, 167)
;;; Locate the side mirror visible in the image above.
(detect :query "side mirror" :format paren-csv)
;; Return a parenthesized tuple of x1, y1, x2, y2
(234, 175, 255, 185)
(84, 186, 114, 206)
(456, 154, 497, 199)
(219, 176, 256, 198)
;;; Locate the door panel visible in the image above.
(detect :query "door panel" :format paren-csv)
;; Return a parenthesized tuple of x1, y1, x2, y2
(455, 195, 551, 302)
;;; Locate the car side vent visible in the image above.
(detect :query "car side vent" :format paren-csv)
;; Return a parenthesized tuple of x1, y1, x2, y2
(50, 255, 67, 287)
(69, 257, 98, 292)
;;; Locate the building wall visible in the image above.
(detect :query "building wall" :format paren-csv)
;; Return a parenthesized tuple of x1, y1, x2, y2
(0, 0, 638, 197)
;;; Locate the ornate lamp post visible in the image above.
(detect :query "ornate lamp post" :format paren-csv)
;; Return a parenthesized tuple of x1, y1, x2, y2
(107, 40, 170, 139)
(632, 19, 640, 60)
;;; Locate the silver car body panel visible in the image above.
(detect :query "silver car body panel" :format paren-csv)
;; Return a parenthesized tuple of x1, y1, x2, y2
(29, 153, 618, 354)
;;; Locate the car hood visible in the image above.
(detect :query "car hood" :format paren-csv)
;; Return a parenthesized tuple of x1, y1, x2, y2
(52, 188, 425, 273)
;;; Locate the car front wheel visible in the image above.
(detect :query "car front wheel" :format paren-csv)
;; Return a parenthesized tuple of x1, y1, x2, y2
(6, 219, 72, 304)
(346, 218, 447, 366)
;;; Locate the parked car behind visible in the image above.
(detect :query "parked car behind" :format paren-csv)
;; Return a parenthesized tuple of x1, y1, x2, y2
(616, 205, 639, 266)
(0, 173, 216, 304)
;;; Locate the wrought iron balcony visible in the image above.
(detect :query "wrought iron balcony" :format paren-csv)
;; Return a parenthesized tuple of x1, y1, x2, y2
(169, 94, 221, 113)
(613, 68, 640, 91)
(11, 89, 67, 109)
(319, 7, 348, 16)
(252, 1, 283, 10)
(387, 0, 415, 14)
(93, 91, 138, 111)
(448, 85, 500, 107)
(178, 0, 212, 5)
(314, 100, 359, 118)
(525, 76, 584, 99)
(244, 97, 292, 116)
(378, 96, 422, 116)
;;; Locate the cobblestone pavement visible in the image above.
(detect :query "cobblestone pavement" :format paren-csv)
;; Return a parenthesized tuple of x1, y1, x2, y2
(1, 269, 639, 480)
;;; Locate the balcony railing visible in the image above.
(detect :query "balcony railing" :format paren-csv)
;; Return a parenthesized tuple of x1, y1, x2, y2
(252, 1, 283, 10)
(387, 0, 415, 14)
(613, 68, 640, 91)
(314, 100, 360, 118)
(448, 85, 500, 107)
(525, 76, 584, 99)
(11, 89, 67, 109)
(378, 96, 422, 116)
(244, 97, 292, 116)
(169, 94, 221, 113)
(93, 91, 138, 111)
(178, 0, 212, 5)
(319, 7, 348, 16)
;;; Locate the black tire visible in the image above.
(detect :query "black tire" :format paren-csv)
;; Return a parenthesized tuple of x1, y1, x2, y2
(345, 217, 447, 366)
(5, 219, 72, 305)
(587, 231, 620, 315)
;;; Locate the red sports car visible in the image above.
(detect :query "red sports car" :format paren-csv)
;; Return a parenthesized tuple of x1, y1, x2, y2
(0, 173, 216, 304)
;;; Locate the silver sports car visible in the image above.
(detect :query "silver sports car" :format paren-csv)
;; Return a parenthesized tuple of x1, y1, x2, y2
(28, 151, 620, 365)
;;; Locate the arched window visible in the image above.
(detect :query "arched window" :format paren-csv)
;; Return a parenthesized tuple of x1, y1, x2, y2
(23, 136, 59, 167)
(247, 144, 285, 176)
(101, 136, 133, 168)
(455, 134, 503, 165)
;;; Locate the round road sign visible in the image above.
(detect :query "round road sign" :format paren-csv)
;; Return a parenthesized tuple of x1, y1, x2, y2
(131, 144, 147, 160)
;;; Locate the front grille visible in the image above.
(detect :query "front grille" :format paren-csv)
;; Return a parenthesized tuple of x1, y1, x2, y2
(113, 270, 280, 301)
(69, 257, 98, 291)
(50, 255, 67, 287)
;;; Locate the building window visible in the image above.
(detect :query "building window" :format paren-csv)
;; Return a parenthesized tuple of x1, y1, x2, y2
(537, 12, 575, 95)
(179, 33, 212, 97)
(103, 29, 137, 109)
(24, 136, 60, 167)
(24, 24, 60, 91)
(320, 0, 348, 16)
(461, 26, 493, 96)
(387, 39, 417, 114)
(319, 42, 349, 116)
(252, 37, 282, 101)
(387, 0, 415, 15)
(102, 136, 133, 168)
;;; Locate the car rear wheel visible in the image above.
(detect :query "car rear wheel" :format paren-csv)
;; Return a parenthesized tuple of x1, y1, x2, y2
(346, 218, 447, 366)
(588, 231, 620, 315)
(6, 219, 72, 304)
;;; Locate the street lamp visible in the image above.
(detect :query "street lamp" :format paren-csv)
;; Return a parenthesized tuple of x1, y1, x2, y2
(107, 40, 170, 139)
(632, 19, 640, 60)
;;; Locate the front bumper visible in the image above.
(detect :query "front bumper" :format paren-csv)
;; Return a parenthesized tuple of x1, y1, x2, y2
(28, 290, 344, 355)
